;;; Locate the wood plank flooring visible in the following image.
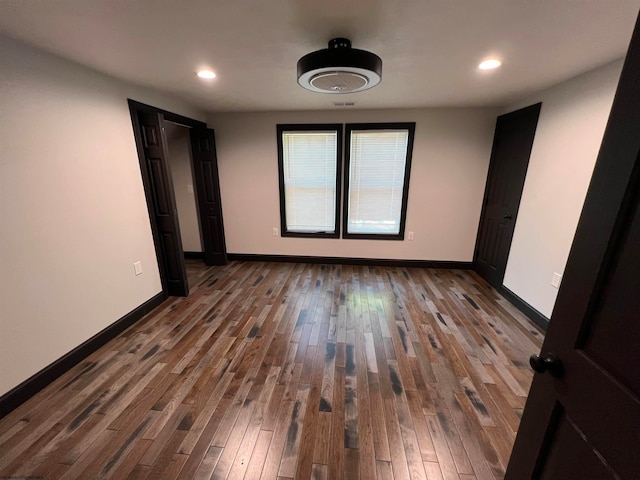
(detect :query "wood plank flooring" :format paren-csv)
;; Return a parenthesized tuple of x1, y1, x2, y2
(0, 260, 544, 479)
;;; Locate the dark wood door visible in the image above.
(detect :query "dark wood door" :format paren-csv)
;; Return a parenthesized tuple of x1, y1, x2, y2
(474, 103, 541, 288)
(506, 14, 640, 479)
(134, 110, 189, 297)
(189, 128, 227, 266)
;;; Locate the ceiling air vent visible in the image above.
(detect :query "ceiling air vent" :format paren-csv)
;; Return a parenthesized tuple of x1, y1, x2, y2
(297, 38, 382, 94)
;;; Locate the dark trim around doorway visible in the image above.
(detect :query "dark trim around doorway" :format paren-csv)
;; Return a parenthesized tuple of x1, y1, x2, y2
(128, 100, 206, 129)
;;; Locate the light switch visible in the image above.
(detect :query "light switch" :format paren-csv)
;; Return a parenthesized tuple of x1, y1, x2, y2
(551, 272, 562, 288)
(134, 261, 143, 276)
(187, 184, 194, 194)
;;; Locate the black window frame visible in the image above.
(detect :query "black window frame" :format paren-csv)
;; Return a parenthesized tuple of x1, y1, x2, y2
(342, 122, 416, 241)
(276, 123, 343, 238)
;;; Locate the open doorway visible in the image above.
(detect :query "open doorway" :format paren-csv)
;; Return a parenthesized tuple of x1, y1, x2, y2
(128, 100, 227, 297)
(165, 122, 207, 290)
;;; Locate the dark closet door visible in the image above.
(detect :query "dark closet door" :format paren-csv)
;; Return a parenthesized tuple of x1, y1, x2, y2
(474, 103, 541, 288)
(506, 13, 640, 479)
(189, 128, 227, 266)
(136, 111, 189, 296)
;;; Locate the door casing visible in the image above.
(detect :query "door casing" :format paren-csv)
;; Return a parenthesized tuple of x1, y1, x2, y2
(128, 100, 227, 297)
(473, 103, 541, 289)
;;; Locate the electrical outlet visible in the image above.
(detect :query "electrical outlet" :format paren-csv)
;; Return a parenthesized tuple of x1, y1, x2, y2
(134, 261, 143, 276)
(407, 231, 415, 241)
(272, 227, 279, 237)
(551, 272, 562, 288)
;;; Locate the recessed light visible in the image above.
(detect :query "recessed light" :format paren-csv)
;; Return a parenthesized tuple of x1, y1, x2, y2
(478, 59, 502, 70)
(197, 69, 216, 79)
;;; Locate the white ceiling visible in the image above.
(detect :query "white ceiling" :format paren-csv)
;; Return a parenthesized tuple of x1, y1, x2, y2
(1, 1, 638, 112)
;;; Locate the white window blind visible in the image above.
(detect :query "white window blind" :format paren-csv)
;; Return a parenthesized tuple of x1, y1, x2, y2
(282, 131, 338, 233)
(346, 129, 410, 234)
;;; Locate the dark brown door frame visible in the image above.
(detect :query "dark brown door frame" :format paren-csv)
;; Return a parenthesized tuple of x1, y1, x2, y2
(473, 104, 540, 285)
(473, 104, 544, 328)
(128, 99, 227, 297)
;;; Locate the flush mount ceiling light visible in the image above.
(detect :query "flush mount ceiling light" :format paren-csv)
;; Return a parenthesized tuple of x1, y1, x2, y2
(478, 58, 502, 70)
(297, 38, 382, 94)
(197, 69, 217, 79)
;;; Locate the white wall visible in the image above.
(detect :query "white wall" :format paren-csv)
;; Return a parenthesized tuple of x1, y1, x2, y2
(503, 60, 624, 318)
(0, 36, 205, 396)
(166, 123, 203, 252)
(207, 109, 498, 261)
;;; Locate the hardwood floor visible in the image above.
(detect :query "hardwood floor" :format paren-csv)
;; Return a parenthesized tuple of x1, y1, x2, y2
(0, 260, 544, 479)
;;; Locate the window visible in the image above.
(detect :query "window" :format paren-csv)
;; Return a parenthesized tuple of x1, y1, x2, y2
(277, 124, 342, 237)
(276, 122, 415, 240)
(343, 123, 415, 239)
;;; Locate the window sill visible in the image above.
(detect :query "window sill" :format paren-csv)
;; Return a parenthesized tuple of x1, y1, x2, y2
(341, 232, 405, 241)
(281, 231, 340, 239)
